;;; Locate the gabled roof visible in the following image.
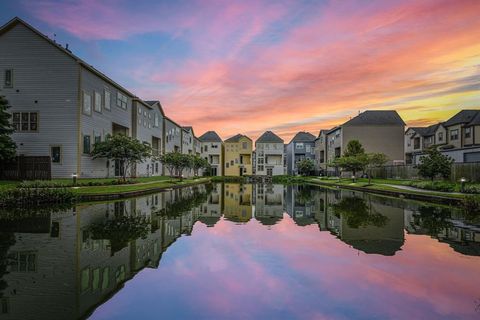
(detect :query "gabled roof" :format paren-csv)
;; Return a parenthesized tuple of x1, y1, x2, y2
(317, 129, 329, 137)
(467, 111, 480, 126)
(0, 17, 137, 99)
(198, 131, 223, 142)
(225, 134, 251, 143)
(444, 110, 480, 127)
(343, 110, 406, 126)
(288, 132, 316, 144)
(256, 131, 283, 144)
(182, 126, 194, 136)
(409, 123, 443, 137)
(144, 100, 165, 116)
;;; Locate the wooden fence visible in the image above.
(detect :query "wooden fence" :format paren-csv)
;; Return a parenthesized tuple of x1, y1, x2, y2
(0, 156, 51, 180)
(369, 162, 480, 182)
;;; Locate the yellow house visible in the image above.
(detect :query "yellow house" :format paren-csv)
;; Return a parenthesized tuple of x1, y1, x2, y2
(224, 134, 253, 176)
(223, 183, 253, 223)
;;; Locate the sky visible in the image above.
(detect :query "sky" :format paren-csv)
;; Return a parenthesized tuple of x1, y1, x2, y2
(1, 0, 479, 141)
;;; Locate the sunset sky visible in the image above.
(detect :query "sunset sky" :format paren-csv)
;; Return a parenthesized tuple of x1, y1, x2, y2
(1, 0, 479, 141)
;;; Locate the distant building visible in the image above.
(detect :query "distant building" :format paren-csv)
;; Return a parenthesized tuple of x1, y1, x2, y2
(224, 134, 253, 176)
(406, 110, 480, 164)
(198, 131, 223, 176)
(322, 110, 406, 175)
(254, 131, 285, 176)
(285, 132, 316, 175)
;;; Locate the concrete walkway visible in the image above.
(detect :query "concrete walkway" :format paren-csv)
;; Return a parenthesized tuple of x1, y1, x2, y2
(381, 184, 463, 196)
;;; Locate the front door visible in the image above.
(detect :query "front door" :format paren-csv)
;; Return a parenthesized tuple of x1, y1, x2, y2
(212, 167, 217, 176)
(114, 160, 125, 177)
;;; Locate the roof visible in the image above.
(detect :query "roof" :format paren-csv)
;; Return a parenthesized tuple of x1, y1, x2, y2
(0, 17, 137, 99)
(256, 131, 283, 144)
(225, 134, 251, 143)
(182, 126, 194, 136)
(164, 116, 182, 128)
(410, 123, 442, 137)
(144, 100, 165, 116)
(444, 110, 480, 127)
(343, 110, 406, 126)
(467, 111, 480, 126)
(288, 132, 316, 144)
(198, 131, 223, 142)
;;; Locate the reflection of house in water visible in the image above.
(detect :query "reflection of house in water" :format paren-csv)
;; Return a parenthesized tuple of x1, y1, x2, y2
(254, 184, 285, 225)
(197, 183, 223, 227)
(223, 183, 253, 223)
(0, 186, 210, 320)
(405, 207, 480, 256)
(285, 185, 317, 226)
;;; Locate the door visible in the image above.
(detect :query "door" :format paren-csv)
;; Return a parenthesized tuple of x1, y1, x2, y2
(212, 167, 217, 176)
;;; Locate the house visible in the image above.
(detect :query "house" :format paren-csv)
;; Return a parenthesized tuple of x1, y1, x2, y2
(181, 126, 194, 155)
(253, 184, 285, 225)
(0, 17, 138, 178)
(224, 134, 253, 176)
(254, 131, 285, 176)
(285, 132, 316, 175)
(164, 117, 182, 154)
(406, 110, 480, 164)
(325, 110, 406, 174)
(314, 129, 329, 174)
(198, 131, 223, 176)
(223, 183, 253, 222)
(404, 123, 446, 164)
(132, 99, 165, 177)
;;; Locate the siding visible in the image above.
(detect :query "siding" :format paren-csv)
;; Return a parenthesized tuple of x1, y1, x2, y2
(0, 23, 79, 178)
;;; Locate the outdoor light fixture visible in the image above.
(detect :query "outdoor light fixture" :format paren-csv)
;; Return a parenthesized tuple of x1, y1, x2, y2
(460, 177, 466, 193)
(352, 175, 356, 183)
(72, 173, 77, 185)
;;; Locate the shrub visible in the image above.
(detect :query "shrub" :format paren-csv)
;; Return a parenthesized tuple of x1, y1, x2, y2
(18, 179, 137, 188)
(463, 195, 480, 215)
(462, 184, 480, 194)
(0, 188, 77, 207)
(271, 175, 307, 184)
(408, 181, 455, 192)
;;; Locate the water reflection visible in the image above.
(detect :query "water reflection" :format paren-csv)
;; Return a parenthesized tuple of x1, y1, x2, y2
(0, 183, 479, 319)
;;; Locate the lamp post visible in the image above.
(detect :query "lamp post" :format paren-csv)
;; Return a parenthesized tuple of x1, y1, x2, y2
(352, 174, 356, 183)
(72, 173, 77, 186)
(460, 177, 466, 193)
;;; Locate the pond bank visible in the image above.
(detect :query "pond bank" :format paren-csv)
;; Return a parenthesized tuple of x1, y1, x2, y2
(306, 178, 464, 205)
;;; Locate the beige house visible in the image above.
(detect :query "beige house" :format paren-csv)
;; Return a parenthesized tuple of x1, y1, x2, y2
(224, 134, 253, 176)
(198, 131, 223, 176)
(322, 110, 406, 175)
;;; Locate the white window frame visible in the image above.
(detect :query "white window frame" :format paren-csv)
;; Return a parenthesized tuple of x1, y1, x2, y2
(104, 89, 111, 111)
(94, 91, 102, 113)
(116, 92, 128, 109)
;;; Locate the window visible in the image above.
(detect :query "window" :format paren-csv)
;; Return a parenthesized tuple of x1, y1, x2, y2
(83, 92, 92, 115)
(81, 268, 90, 292)
(230, 160, 234, 165)
(102, 267, 110, 290)
(226, 163, 229, 168)
(438, 132, 443, 142)
(414, 137, 420, 149)
(306, 145, 311, 153)
(258, 165, 264, 171)
(51, 146, 61, 163)
(242, 142, 248, 149)
(94, 91, 102, 112)
(296, 143, 304, 149)
(154, 113, 159, 127)
(104, 90, 111, 110)
(83, 135, 91, 154)
(8, 251, 37, 272)
(117, 92, 128, 109)
(94, 134, 101, 145)
(12, 112, 38, 132)
(465, 127, 471, 138)
(450, 129, 459, 141)
(4, 69, 13, 88)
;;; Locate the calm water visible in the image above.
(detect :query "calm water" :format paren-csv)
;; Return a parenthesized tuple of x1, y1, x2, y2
(1, 183, 480, 320)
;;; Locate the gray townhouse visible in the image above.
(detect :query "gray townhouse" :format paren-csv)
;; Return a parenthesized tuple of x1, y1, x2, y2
(198, 130, 223, 176)
(254, 131, 285, 176)
(0, 17, 140, 178)
(314, 129, 329, 174)
(132, 99, 165, 177)
(406, 109, 480, 164)
(164, 117, 182, 154)
(285, 131, 316, 175)
(321, 110, 406, 175)
(181, 126, 194, 155)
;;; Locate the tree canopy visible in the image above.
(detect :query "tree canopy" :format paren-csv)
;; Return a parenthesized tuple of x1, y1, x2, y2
(417, 147, 453, 181)
(91, 134, 152, 181)
(297, 158, 315, 176)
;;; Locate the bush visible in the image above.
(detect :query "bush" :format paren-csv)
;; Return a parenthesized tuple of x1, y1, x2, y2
(462, 184, 480, 194)
(409, 181, 455, 192)
(0, 188, 77, 207)
(18, 179, 137, 188)
(271, 175, 307, 184)
(463, 195, 480, 215)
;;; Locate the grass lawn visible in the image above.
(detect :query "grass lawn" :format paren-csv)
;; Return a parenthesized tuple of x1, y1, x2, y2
(73, 177, 209, 195)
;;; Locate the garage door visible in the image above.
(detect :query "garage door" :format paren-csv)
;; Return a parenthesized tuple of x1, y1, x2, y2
(464, 152, 480, 163)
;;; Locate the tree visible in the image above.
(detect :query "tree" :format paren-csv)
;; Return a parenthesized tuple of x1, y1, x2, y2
(417, 147, 453, 181)
(160, 152, 181, 176)
(91, 134, 152, 181)
(366, 153, 388, 185)
(192, 155, 209, 176)
(297, 158, 315, 176)
(333, 140, 368, 177)
(0, 96, 16, 161)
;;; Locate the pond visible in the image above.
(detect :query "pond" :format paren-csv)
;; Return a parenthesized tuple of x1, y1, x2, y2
(0, 183, 479, 319)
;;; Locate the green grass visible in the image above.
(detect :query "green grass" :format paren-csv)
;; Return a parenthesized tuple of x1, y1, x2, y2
(73, 177, 210, 195)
